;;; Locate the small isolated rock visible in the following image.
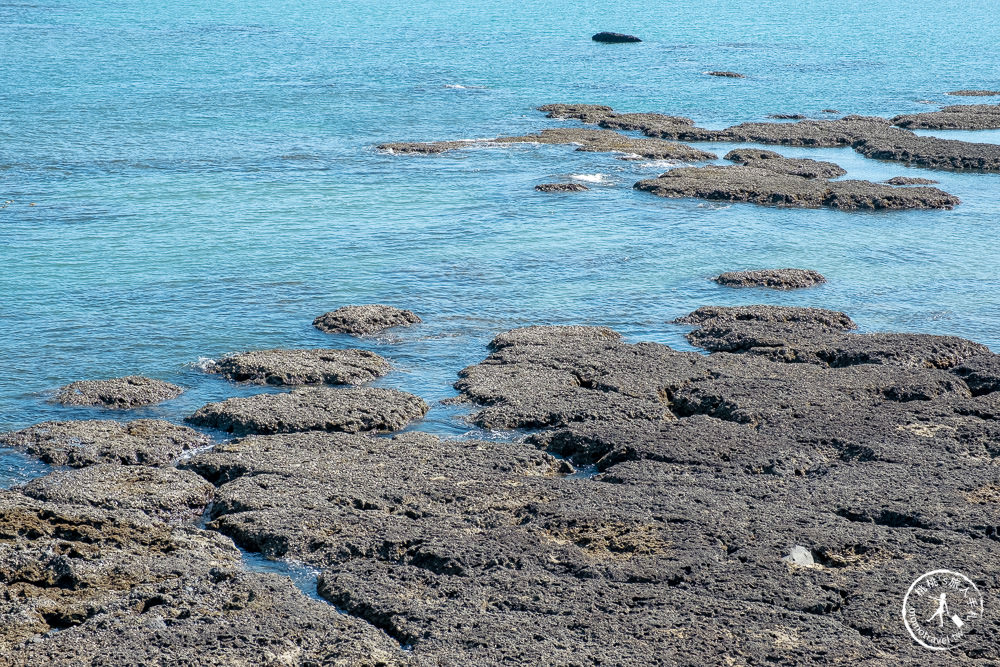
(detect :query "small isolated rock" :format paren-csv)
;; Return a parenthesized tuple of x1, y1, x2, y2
(768, 113, 807, 120)
(822, 109, 841, 113)
(706, 71, 745, 78)
(535, 183, 589, 193)
(206, 349, 390, 386)
(0, 419, 210, 467)
(187, 387, 428, 436)
(782, 545, 816, 567)
(313, 304, 421, 336)
(713, 268, 826, 290)
(592, 32, 641, 43)
(885, 176, 939, 185)
(54, 376, 183, 409)
(947, 90, 1000, 97)
(20, 464, 214, 522)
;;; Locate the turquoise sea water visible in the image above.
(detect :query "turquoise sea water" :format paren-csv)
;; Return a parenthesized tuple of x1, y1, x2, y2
(2, 1, 1000, 486)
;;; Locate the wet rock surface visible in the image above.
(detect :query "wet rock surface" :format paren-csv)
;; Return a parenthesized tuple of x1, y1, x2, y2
(0, 493, 404, 665)
(206, 348, 391, 385)
(53, 376, 184, 409)
(313, 304, 421, 336)
(713, 268, 827, 290)
(591, 31, 641, 43)
(893, 104, 1000, 130)
(634, 162, 959, 210)
(0, 419, 210, 467)
(187, 386, 429, 436)
(380, 127, 717, 161)
(534, 182, 588, 192)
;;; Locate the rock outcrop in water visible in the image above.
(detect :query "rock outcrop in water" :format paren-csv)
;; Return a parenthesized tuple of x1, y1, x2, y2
(885, 176, 939, 185)
(313, 304, 421, 336)
(706, 70, 745, 78)
(187, 387, 428, 436)
(534, 182, 589, 192)
(633, 157, 959, 210)
(947, 89, 1000, 97)
(0, 419, 209, 467)
(206, 348, 390, 385)
(379, 127, 717, 162)
(54, 376, 184, 409)
(713, 268, 827, 289)
(591, 31, 641, 43)
(893, 104, 1000, 130)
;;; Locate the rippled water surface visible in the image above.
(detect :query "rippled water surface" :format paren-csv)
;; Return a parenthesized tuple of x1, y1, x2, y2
(3, 0, 999, 486)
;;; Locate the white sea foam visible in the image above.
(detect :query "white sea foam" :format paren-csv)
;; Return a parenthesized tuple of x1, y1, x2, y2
(193, 356, 216, 371)
(569, 173, 607, 183)
(443, 84, 487, 89)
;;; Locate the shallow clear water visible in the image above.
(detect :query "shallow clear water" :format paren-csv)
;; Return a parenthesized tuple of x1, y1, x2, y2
(2, 0, 999, 486)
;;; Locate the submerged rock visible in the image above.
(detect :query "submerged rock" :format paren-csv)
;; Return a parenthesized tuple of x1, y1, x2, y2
(187, 387, 428, 436)
(53, 376, 183, 409)
(20, 464, 214, 522)
(0, 419, 210, 467)
(885, 176, 939, 185)
(535, 182, 589, 192)
(591, 31, 641, 43)
(313, 304, 421, 336)
(713, 268, 827, 290)
(380, 127, 717, 161)
(634, 162, 959, 210)
(206, 348, 390, 385)
(893, 104, 1000, 129)
(706, 70, 745, 78)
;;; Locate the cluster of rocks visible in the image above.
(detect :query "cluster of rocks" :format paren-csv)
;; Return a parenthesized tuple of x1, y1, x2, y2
(635, 149, 959, 210)
(713, 268, 826, 290)
(2, 305, 1000, 663)
(539, 103, 1000, 170)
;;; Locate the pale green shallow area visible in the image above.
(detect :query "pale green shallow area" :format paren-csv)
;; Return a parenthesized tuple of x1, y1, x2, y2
(2, 0, 999, 484)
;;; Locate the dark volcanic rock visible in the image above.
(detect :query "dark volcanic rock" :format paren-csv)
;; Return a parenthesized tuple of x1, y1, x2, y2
(187, 387, 428, 436)
(767, 113, 807, 119)
(713, 268, 827, 290)
(675, 305, 857, 329)
(0, 419, 210, 467)
(893, 104, 1000, 130)
(534, 182, 588, 192)
(313, 304, 421, 336)
(380, 127, 717, 161)
(634, 162, 958, 210)
(54, 376, 183, 409)
(591, 31, 641, 43)
(19, 465, 214, 522)
(537, 103, 615, 123)
(706, 70, 745, 78)
(0, 492, 403, 664)
(885, 176, 939, 185)
(206, 348, 390, 385)
(947, 89, 1000, 97)
(952, 353, 1000, 395)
